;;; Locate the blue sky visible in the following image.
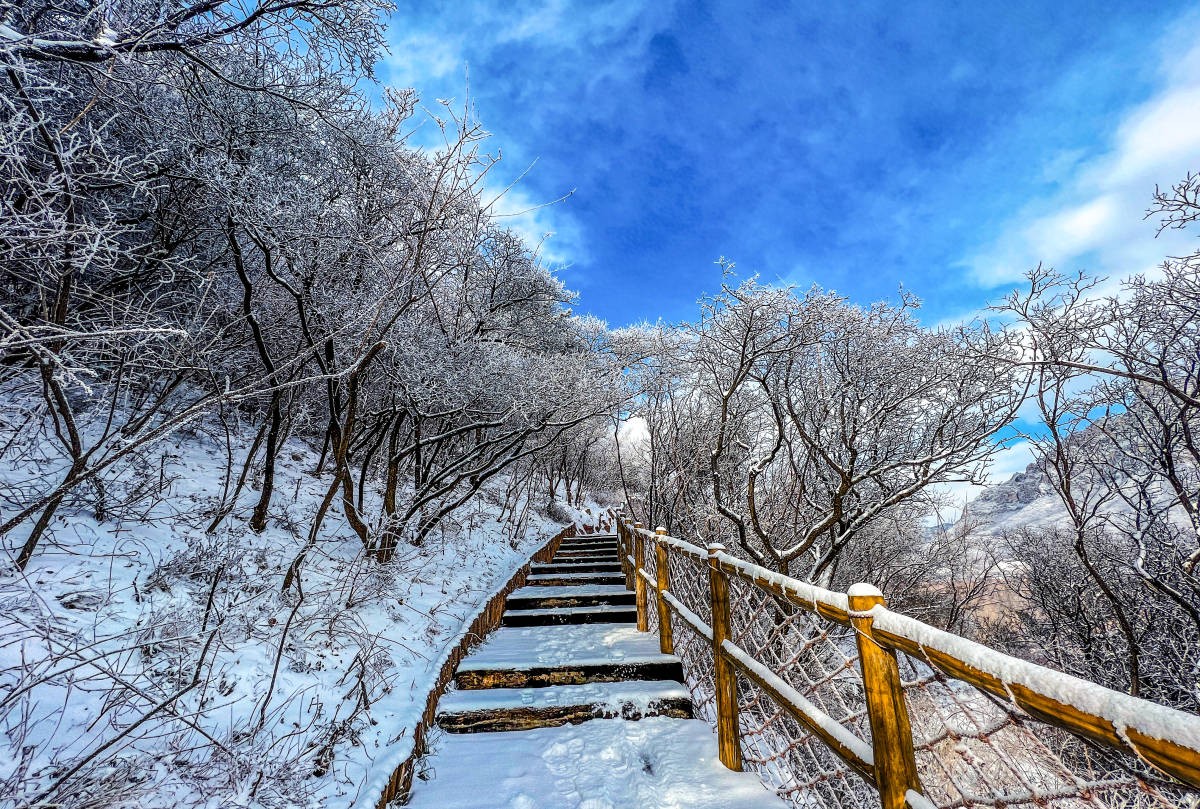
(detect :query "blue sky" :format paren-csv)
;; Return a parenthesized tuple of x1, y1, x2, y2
(379, 2, 1200, 492)
(381, 1, 1200, 333)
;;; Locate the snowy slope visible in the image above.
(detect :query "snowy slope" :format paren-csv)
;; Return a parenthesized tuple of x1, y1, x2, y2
(959, 462, 1069, 534)
(0, 419, 595, 809)
(960, 456, 1191, 537)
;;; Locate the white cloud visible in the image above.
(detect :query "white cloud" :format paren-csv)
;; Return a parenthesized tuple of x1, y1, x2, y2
(985, 440, 1036, 482)
(384, 31, 463, 83)
(1106, 87, 1200, 184)
(966, 19, 1200, 289)
(1025, 195, 1120, 258)
(378, 1, 675, 273)
(616, 415, 649, 449)
(486, 183, 587, 268)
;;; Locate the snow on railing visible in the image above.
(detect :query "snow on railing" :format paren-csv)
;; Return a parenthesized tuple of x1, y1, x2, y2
(614, 513, 1200, 809)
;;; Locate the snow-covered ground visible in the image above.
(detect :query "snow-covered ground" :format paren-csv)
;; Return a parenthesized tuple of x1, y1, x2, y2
(0, 418, 592, 808)
(407, 717, 786, 809)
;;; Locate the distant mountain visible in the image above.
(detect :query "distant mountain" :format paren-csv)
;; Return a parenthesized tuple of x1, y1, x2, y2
(960, 449, 1190, 537)
(960, 462, 1068, 534)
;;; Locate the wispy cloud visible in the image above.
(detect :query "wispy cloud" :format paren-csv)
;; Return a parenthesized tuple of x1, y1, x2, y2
(385, 31, 463, 82)
(966, 15, 1200, 289)
(380, 1, 674, 279)
(486, 183, 586, 269)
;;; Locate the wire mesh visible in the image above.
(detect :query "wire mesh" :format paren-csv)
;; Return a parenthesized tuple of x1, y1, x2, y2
(897, 651, 1186, 809)
(658, 545, 717, 727)
(634, 529, 1194, 809)
(726, 572, 877, 808)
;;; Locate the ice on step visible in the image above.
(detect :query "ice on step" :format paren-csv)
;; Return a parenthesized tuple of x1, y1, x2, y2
(407, 717, 788, 808)
(457, 624, 678, 671)
(438, 680, 690, 714)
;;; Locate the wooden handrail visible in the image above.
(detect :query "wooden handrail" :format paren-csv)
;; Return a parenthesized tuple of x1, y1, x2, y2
(869, 607, 1200, 787)
(614, 513, 1200, 801)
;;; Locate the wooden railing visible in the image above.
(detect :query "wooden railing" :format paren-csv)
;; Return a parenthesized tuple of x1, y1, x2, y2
(614, 514, 1200, 809)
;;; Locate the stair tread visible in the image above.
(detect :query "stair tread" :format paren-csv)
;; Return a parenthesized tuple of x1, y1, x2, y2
(526, 572, 624, 584)
(504, 604, 636, 618)
(438, 679, 689, 715)
(510, 584, 630, 599)
(457, 623, 680, 672)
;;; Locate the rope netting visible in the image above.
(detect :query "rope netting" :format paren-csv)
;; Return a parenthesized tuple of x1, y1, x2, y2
(633, 532, 1191, 809)
(640, 540, 718, 727)
(725, 571, 875, 808)
(896, 652, 1182, 809)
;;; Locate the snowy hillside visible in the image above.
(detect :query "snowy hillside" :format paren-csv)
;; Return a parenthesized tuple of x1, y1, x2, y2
(962, 453, 1194, 537)
(960, 461, 1068, 534)
(0, 422, 595, 809)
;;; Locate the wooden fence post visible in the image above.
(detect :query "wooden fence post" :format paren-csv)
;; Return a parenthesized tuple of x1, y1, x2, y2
(654, 527, 673, 654)
(633, 523, 648, 631)
(708, 543, 743, 771)
(619, 516, 628, 585)
(848, 583, 922, 809)
(619, 511, 628, 566)
(623, 519, 636, 591)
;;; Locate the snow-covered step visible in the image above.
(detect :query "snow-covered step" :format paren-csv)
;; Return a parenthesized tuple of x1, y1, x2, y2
(557, 539, 617, 550)
(553, 549, 617, 560)
(454, 623, 683, 689)
(501, 603, 637, 626)
(506, 583, 633, 609)
(556, 549, 618, 558)
(525, 571, 625, 586)
(555, 544, 617, 554)
(406, 717, 790, 808)
(531, 561, 622, 574)
(435, 680, 692, 732)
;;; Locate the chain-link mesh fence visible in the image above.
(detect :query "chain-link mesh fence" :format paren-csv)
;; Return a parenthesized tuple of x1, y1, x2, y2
(623, 524, 1193, 809)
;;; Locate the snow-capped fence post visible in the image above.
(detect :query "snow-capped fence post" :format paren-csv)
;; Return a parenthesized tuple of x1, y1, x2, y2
(654, 527, 674, 654)
(848, 583, 922, 809)
(620, 516, 635, 591)
(634, 522, 649, 631)
(708, 543, 744, 771)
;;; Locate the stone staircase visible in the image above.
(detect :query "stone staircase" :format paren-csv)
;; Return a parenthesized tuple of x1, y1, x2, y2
(435, 534, 692, 728)
(405, 532, 789, 808)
